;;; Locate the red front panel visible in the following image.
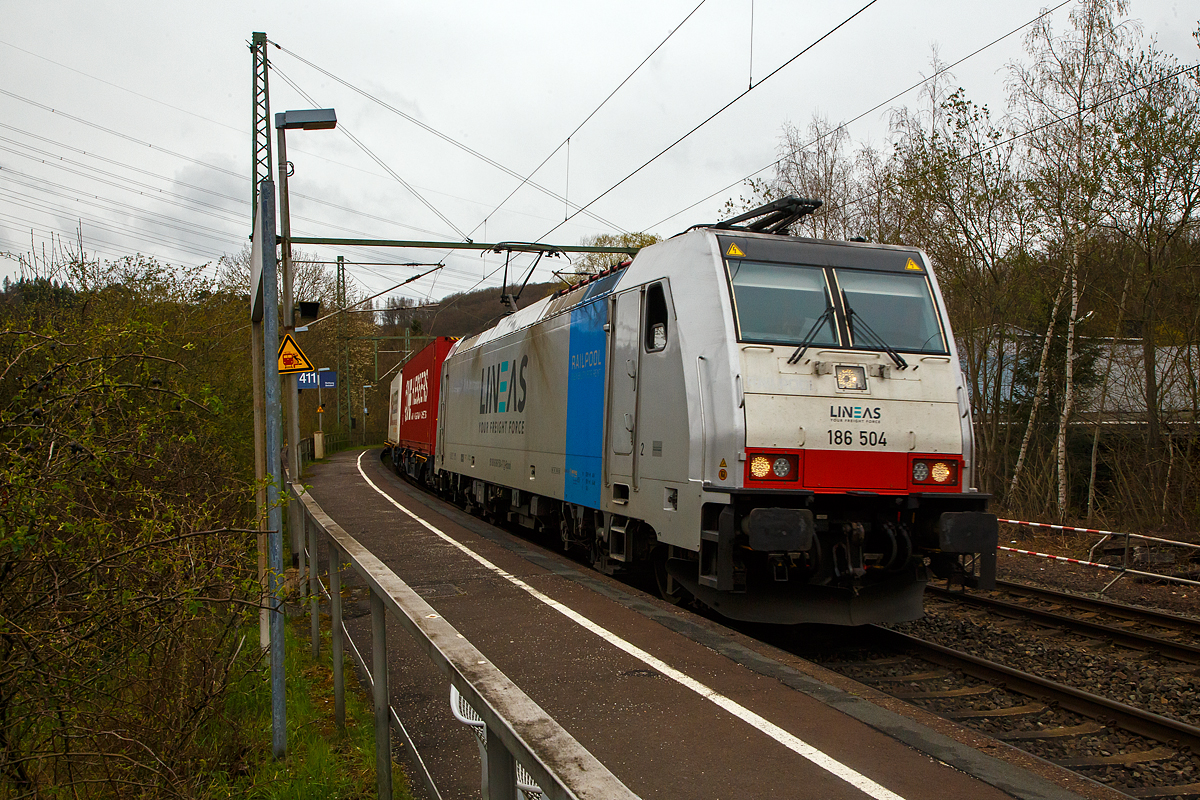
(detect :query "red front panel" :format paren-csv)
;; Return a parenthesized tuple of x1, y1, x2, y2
(398, 337, 455, 456)
(803, 449, 909, 490)
(742, 448, 965, 493)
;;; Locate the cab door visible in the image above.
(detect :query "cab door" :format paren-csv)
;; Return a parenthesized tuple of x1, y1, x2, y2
(607, 288, 642, 480)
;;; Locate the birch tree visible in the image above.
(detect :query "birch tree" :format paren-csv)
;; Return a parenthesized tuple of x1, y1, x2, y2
(1007, 0, 1135, 518)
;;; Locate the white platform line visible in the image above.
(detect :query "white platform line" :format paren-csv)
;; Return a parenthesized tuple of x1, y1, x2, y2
(357, 452, 906, 800)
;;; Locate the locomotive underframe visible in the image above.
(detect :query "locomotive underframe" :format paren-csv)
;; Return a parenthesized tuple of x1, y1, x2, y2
(673, 488, 996, 624)
(388, 443, 996, 625)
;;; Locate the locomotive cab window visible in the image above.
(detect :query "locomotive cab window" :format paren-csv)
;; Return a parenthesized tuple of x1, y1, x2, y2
(727, 260, 837, 346)
(644, 282, 669, 352)
(833, 269, 947, 354)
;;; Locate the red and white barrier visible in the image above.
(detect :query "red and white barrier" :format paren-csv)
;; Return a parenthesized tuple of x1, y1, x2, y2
(996, 546, 1120, 571)
(999, 518, 1117, 537)
(999, 519, 1200, 552)
(996, 519, 1200, 588)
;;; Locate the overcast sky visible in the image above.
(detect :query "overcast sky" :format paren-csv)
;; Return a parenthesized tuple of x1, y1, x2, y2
(1, 0, 1196, 304)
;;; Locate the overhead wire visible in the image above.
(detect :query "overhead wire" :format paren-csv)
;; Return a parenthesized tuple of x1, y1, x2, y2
(0, 89, 245, 181)
(648, 0, 1075, 231)
(1, 169, 241, 241)
(467, 0, 709, 238)
(537, 0, 882, 243)
(0, 143, 244, 219)
(824, 58, 1200, 219)
(270, 65, 470, 241)
(0, 187, 235, 256)
(267, 39, 625, 232)
(0, 119, 469, 244)
(269, 60, 586, 300)
(0, 38, 247, 137)
(0, 38, 635, 288)
(0, 205, 224, 261)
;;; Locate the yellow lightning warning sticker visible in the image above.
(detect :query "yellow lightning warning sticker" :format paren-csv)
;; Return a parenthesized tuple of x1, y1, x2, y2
(726, 242, 746, 257)
(719, 458, 728, 468)
(905, 258, 922, 271)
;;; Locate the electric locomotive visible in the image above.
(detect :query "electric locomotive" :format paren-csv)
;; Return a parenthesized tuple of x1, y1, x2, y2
(388, 198, 997, 625)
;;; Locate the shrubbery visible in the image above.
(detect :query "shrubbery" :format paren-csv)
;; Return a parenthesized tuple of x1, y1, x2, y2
(0, 258, 260, 795)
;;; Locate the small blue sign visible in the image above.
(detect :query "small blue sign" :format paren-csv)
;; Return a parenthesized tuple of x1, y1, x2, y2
(297, 370, 337, 389)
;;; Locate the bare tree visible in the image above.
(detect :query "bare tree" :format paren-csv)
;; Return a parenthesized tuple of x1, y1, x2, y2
(1008, 0, 1136, 519)
(774, 114, 857, 239)
(893, 90, 1034, 494)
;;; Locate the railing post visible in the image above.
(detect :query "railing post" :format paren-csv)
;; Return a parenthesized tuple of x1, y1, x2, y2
(371, 591, 392, 800)
(309, 505, 320, 659)
(329, 540, 345, 731)
(295, 496, 306, 599)
(485, 726, 517, 800)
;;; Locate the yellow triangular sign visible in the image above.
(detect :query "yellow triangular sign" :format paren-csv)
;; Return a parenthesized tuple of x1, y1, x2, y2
(905, 258, 922, 271)
(726, 242, 746, 257)
(277, 333, 314, 374)
(719, 458, 727, 468)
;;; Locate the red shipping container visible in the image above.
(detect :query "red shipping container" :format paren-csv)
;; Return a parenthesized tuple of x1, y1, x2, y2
(393, 337, 455, 457)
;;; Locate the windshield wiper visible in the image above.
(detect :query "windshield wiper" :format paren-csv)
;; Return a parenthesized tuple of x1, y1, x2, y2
(787, 303, 836, 365)
(841, 291, 908, 370)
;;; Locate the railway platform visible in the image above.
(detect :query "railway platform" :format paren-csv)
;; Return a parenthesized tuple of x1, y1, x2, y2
(305, 448, 1120, 800)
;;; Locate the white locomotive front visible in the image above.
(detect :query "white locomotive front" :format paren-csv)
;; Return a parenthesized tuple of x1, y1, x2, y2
(431, 199, 997, 625)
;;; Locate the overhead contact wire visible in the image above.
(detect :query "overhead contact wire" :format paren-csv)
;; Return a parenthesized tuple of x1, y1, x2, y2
(825, 59, 1200, 218)
(539, 0, 881, 242)
(271, 66, 470, 241)
(268, 40, 623, 232)
(649, 0, 1074, 230)
(467, 0, 708, 237)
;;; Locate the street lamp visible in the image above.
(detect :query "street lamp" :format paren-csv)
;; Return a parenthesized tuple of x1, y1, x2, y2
(362, 384, 373, 446)
(276, 108, 336, 568)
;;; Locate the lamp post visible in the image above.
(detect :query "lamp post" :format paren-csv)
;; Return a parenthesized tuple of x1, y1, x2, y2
(276, 108, 336, 569)
(362, 384, 373, 445)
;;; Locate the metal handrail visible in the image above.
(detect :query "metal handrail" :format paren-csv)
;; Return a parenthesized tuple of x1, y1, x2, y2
(290, 482, 639, 800)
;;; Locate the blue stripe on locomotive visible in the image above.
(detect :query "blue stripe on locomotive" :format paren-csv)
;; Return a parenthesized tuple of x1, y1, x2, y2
(564, 298, 606, 507)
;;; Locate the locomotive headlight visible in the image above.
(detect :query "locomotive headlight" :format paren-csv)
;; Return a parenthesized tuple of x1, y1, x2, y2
(912, 458, 958, 486)
(750, 456, 772, 479)
(747, 452, 800, 483)
(836, 365, 867, 390)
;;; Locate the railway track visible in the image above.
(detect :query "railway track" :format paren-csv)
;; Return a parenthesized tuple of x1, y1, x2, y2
(826, 625, 1200, 798)
(926, 582, 1200, 663)
(785, 581, 1200, 799)
(973, 579, 1200, 636)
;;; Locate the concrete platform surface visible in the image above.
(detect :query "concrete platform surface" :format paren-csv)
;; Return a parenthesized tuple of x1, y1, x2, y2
(305, 449, 1116, 800)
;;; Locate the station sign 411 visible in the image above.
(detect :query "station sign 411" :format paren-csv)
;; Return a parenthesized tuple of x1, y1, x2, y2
(297, 371, 337, 389)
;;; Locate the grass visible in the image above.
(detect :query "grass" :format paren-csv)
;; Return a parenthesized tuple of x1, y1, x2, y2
(197, 615, 412, 799)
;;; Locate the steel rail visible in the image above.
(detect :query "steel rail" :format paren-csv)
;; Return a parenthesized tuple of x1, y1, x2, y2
(869, 627, 1200, 755)
(993, 580, 1200, 635)
(927, 586, 1200, 663)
